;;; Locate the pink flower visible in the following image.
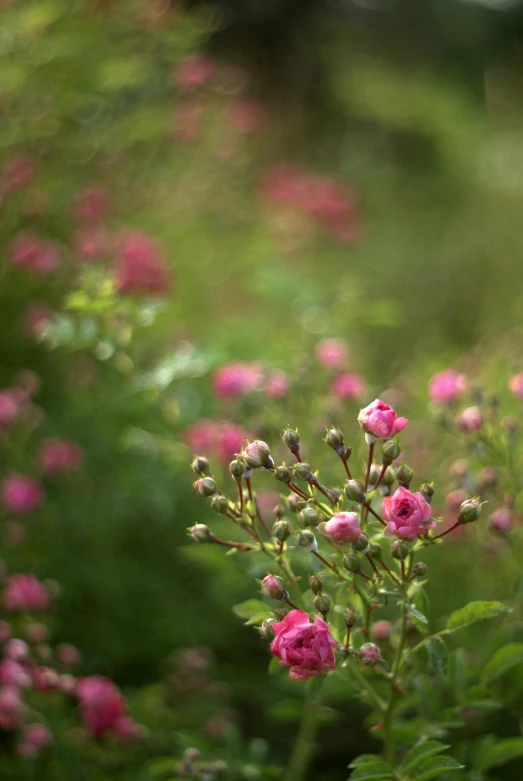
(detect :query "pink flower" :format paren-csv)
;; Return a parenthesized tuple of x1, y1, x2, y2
(18, 723, 52, 757)
(2, 475, 44, 515)
(324, 512, 361, 543)
(372, 621, 392, 641)
(457, 406, 483, 432)
(489, 507, 512, 533)
(382, 487, 435, 540)
(184, 418, 216, 454)
(32, 667, 59, 691)
(56, 643, 81, 669)
(358, 399, 409, 439)
(173, 55, 216, 88)
(8, 233, 60, 275)
(270, 610, 337, 680)
(59, 674, 77, 695)
(0, 659, 31, 688)
(0, 687, 23, 730)
(212, 362, 263, 399)
(73, 185, 110, 223)
(330, 372, 366, 400)
(38, 439, 85, 476)
(77, 676, 127, 738)
(215, 422, 250, 462)
(429, 370, 468, 403)
(23, 303, 53, 339)
(115, 231, 171, 296)
(261, 574, 285, 599)
(229, 99, 265, 133)
(315, 338, 349, 369)
(264, 370, 289, 399)
(0, 390, 20, 425)
(4, 638, 29, 662)
(3, 575, 50, 613)
(509, 373, 523, 399)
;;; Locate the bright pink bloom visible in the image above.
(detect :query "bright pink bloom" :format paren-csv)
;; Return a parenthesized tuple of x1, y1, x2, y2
(372, 621, 392, 641)
(56, 643, 81, 669)
(229, 99, 265, 133)
(77, 676, 127, 738)
(2, 475, 44, 515)
(489, 507, 512, 533)
(23, 303, 53, 339)
(0, 390, 20, 425)
(0, 687, 23, 730)
(331, 372, 366, 400)
(4, 638, 29, 662)
(0, 659, 31, 688)
(382, 487, 435, 540)
(429, 370, 468, 403)
(174, 55, 216, 88)
(315, 338, 349, 369)
(18, 723, 52, 757)
(358, 399, 409, 439)
(270, 609, 337, 680)
(8, 233, 60, 275)
(264, 370, 289, 399)
(115, 231, 171, 296)
(457, 406, 483, 432)
(509, 373, 523, 399)
(3, 154, 36, 191)
(212, 362, 263, 398)
(261, 574, 284, 599)
(3, 575, 50, 613)
(38, 439, 84, 476)
(73, 185, 110, 223)
(324, 512, 361, 543)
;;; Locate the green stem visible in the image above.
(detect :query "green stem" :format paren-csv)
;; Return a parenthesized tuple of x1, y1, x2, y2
(339, 663, 386, 712)
(383, 600, 408, 766)
(284, 698, 321, 781)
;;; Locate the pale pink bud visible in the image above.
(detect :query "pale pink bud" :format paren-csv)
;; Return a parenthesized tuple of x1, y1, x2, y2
(372, 621, 392, 641)
(315, 338, 349, 369)
(2, 475, 44, 515)
(261, 574, 285, 599)
(508, 372, 523, 399)
(323, 512, 361, 543)
(4, 638, 29, 662)
(18, 723, 52, 757)
(330, 372, 366, 400)
(264, 370, 289, 399)
(489, 507, 512, 533)
(428, 370, 467, 403)
(457, 406, 483, 432)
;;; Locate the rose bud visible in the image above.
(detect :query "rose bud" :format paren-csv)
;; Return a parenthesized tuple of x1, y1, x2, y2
(191, 456, 212, 476)
(412, 562, 427, 579)
(390, 540, 409, 560)
(479, 467, 497, 488)
(420, 483, 435, 504)
(313, 594, 331, 616)
(382, 439, 401, 465)
(352, 533, 370, 553)
(383, 466, 396, 486)
(396, 463, 414, 488)
(343, 552, 362, 573)
(194, 477, 217, 498)
(274, 465, 291, 484)
(309, 574, 323, 595)
(261, 574, 286, 599)
(325, 428, 345, 454)
(211, 495, 229, 515)
(259, 618, 277, 640)
(190, 524, 213, 542)
(282, 428, 300, 454)
(293, 463, 313, 483)
(359, 642, 381, 666)
(344, 609, 358, 627)
(370, 542, 382, 559)
(457, 406, 484, 432)
(299, 506, 320, 527)
(344, 480, 366, 503)
(242, 440, 272, 469)
(324, 512, 361, 543)
(368, 464, 381, 486)
(372, 620, 392, 641)
(272, 520, 291, 542)
(296, 530, 317, 552)
(489, 507, 512, 533)
(229, 459, 246, 481)
(450, 459, 469, 479)
(458, 499, 481, 525)
(357, 399, 409, 440)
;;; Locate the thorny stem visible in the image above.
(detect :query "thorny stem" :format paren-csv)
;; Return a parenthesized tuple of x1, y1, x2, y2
(366, 553, 381, 579)
(237, 480, 244, 512)
(373, 463, 388, 492)
(254, 495, 272, 538)
(311, 478, 336, 506)
(340, 452, 352, 480)
(245, 476, 254, 503)
(312, 550, 337, 571)
(432, 521, 460, 540)
(379, 560, 401, 586)
(364, 503, 386, 526)
(212, 537, 254, 552)
(285, 597, 301, 611)
(289, 482, 310, 501)
(364, 442, 375, 492)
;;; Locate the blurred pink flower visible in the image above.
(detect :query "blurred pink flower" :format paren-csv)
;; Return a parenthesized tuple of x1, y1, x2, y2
(56, 643, 81, 669)
(372, 620, 392, 641)
(73, 228, 109, 263)
(184, 419, 250, 463)
(429, 370, 468, 403)
(38, 439, 85, 476)
(229, 99, 265, 133)
(446, 489, 466, 511)
(77, 676, 127, 738)
(113, 716, 146, 742)
(3, 154, 36, 191)
(264, 370, 289, 399)
(73, 185, 110, 223)
(509, 372, 523, 399)
(315, 338, 349, 369)
(184, 419, 216, 454)
(489, 507, 512, 533)
(3, 575, 50, 613)
(2, 475, 44, 515)
(115, 231, 171, 296)
(23, 303, 53, 340)
(173, 55, 216, 88)
(0, 687, 24, 730)
(457, 406, 483, 432)
(4, 638, 29, 662)
(8, 232, 60, 275)
(215, 422, 250, 462)
(212, 362, 263, 398)
(18, 723, 52, 757)
(32, 666, 60, 691)
(0, 390, 20, 425)
(0, 659, 31, 688)
(330, 372, 366, 400)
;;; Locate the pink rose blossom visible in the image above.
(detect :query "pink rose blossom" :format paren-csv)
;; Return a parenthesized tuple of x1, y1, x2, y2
(315, 338, 349, 369)
(183, 419, 250, 463)
(212, 362, 263, 399)
(358, 399, 409, 439)
(457, 406, 483, 432)
(382, 486, 435, 540)
(4, 638, 29, 662)
(509, 373, 523, 399)
(18, 723, 52, 757)
(0, 687, 23, 730)
(330, 372, 366, 400)
(173, 55, 216, 88)
(489, 507, 512, 533)
(372, 620, 392, 641)
(0, 659, 31, 688)
(115, 231, 171, 296)
(446, 489, 466, 511)
(270, 609, 337, 680)
(216, 422, 250, 462)
(38, 439, 85, 476)
(77, 676, 127, 738)
(323, 512, 361, 543)
(73, 185, 110, 223)
(2, 475, 44, 515)
(429, 370, 468, 403)
(3, 575, 50, 613)
(264, 370, 290, 399)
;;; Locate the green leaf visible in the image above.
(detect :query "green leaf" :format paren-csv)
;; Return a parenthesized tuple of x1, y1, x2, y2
(426, 636, 448, 677)
(463, 685, 503, 711)
(412, 755, 464, 780)
(447, 648, 467, 703)
(348, 754, 395, 780)
(477, 738, 523, 770)
(400, 741, 450, 775)
(409, 606, 429, 634)
(446, 601, 509, 631)
(481, 643, 523, 685)
(233, 599, 272, 622)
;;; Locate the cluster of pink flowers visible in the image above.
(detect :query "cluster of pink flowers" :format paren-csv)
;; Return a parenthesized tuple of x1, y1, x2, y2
(212, 362, 289, 400)
(8, 232, 61, 275)
(77, 676, 143, 741)
(185, 419, 251, 463)
(3, 575, 50, 613)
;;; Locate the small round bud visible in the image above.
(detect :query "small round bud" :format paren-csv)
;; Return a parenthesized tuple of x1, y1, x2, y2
(396, 463, 414, 487)
(229, 458, 246, 480)
(211, 495, 229, 515)
(299, 506, 320, 527)
(343, 552, 361, 573)
(458, 499, 481, 525)
(313, 594, 331, 615)
(369, 464, 380, 486)
(190, 524, 213, 542)
(259, 618, 277, 640)
(352, 533, 370, 553)
(381, 439, 401, 465)
(359, 642, 381, 666)
(293, 462, 313, 483)
(412, 562, 427, 579)
(243, 440, 272, 469)
(261, 574, 286, 599)
(274, 465, 291, 484)
(479, 466, 497, 488)
(325, 427, 344, 453)
(344, 609, 358, 627)
(382, 466, 396, 486)
(420, 483, 435, 504)
(391, 540, 409, 560)
(191, 456, 212, 476)
(194, 476, 217, 498)
(372, 621, 392, 641)
(344, 480, 366, 503)
(370, 542, 382, 560)
(273, 608, 288, 621)
(282, 428, 300, 453)
(290, 498, 308, 513)
(296, 529, 317, 552)
(272, 519, 291, 542)
(309, 574, 323, 595)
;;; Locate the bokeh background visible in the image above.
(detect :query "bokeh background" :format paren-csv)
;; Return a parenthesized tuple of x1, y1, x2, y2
(2, 0, 523, 778)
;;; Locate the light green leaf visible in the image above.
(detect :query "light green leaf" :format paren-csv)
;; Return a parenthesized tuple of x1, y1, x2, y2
(446, 601, 509, 631)
(232, 599, 272, 621)
(348, 754, 395, 781)
(477, 737, 523, 770)
(412, 755, 464, 781)
(481, 643, 523, 685)
(409, 606, 429, 634)
(400, 741, 449, 775)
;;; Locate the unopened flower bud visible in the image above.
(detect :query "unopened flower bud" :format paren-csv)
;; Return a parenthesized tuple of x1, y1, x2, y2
(396, 463, 414, 488)
(372, 620, 392, 641)
(344, 480, 366, 503)
(420, 483, 435, 504)
(296, 529, 317, 552)
(273, 608, 288, 621)
(391, 540, 409, 560)
(382, 466, 396, 486)
(309, 574, 323, 595)
(229, 458, 246, 481)
(243, 440, 272, 469)
(458, 499, 481, 525)
(274, 465, 291, 484)
(191, 456, 212, 476)
(344, 609, 358, 627)
(272, 519, 291, 542)
(369, 464, 380, 486)
(382, 439, 401, 465)
(259, 618, 277, 640)
(282, 428, 300, 453)
(479, 467, 497, 488)
(194, 477, 217, 498)
(211, 495, 229, 515)
(343, 552, 361, 573)
(325, 427, 344, 453)
(261, 574, 286, 599)
(293, 463, 313, 483)
(299, 506, 320, 527)
(352, 533, 370, 553)
(412, 562, 427, 579)
(313, 594, 331, 616)
(359, 642, 381, 665)
(190, 524, 213, 542)
(370, 542, 382, 559)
